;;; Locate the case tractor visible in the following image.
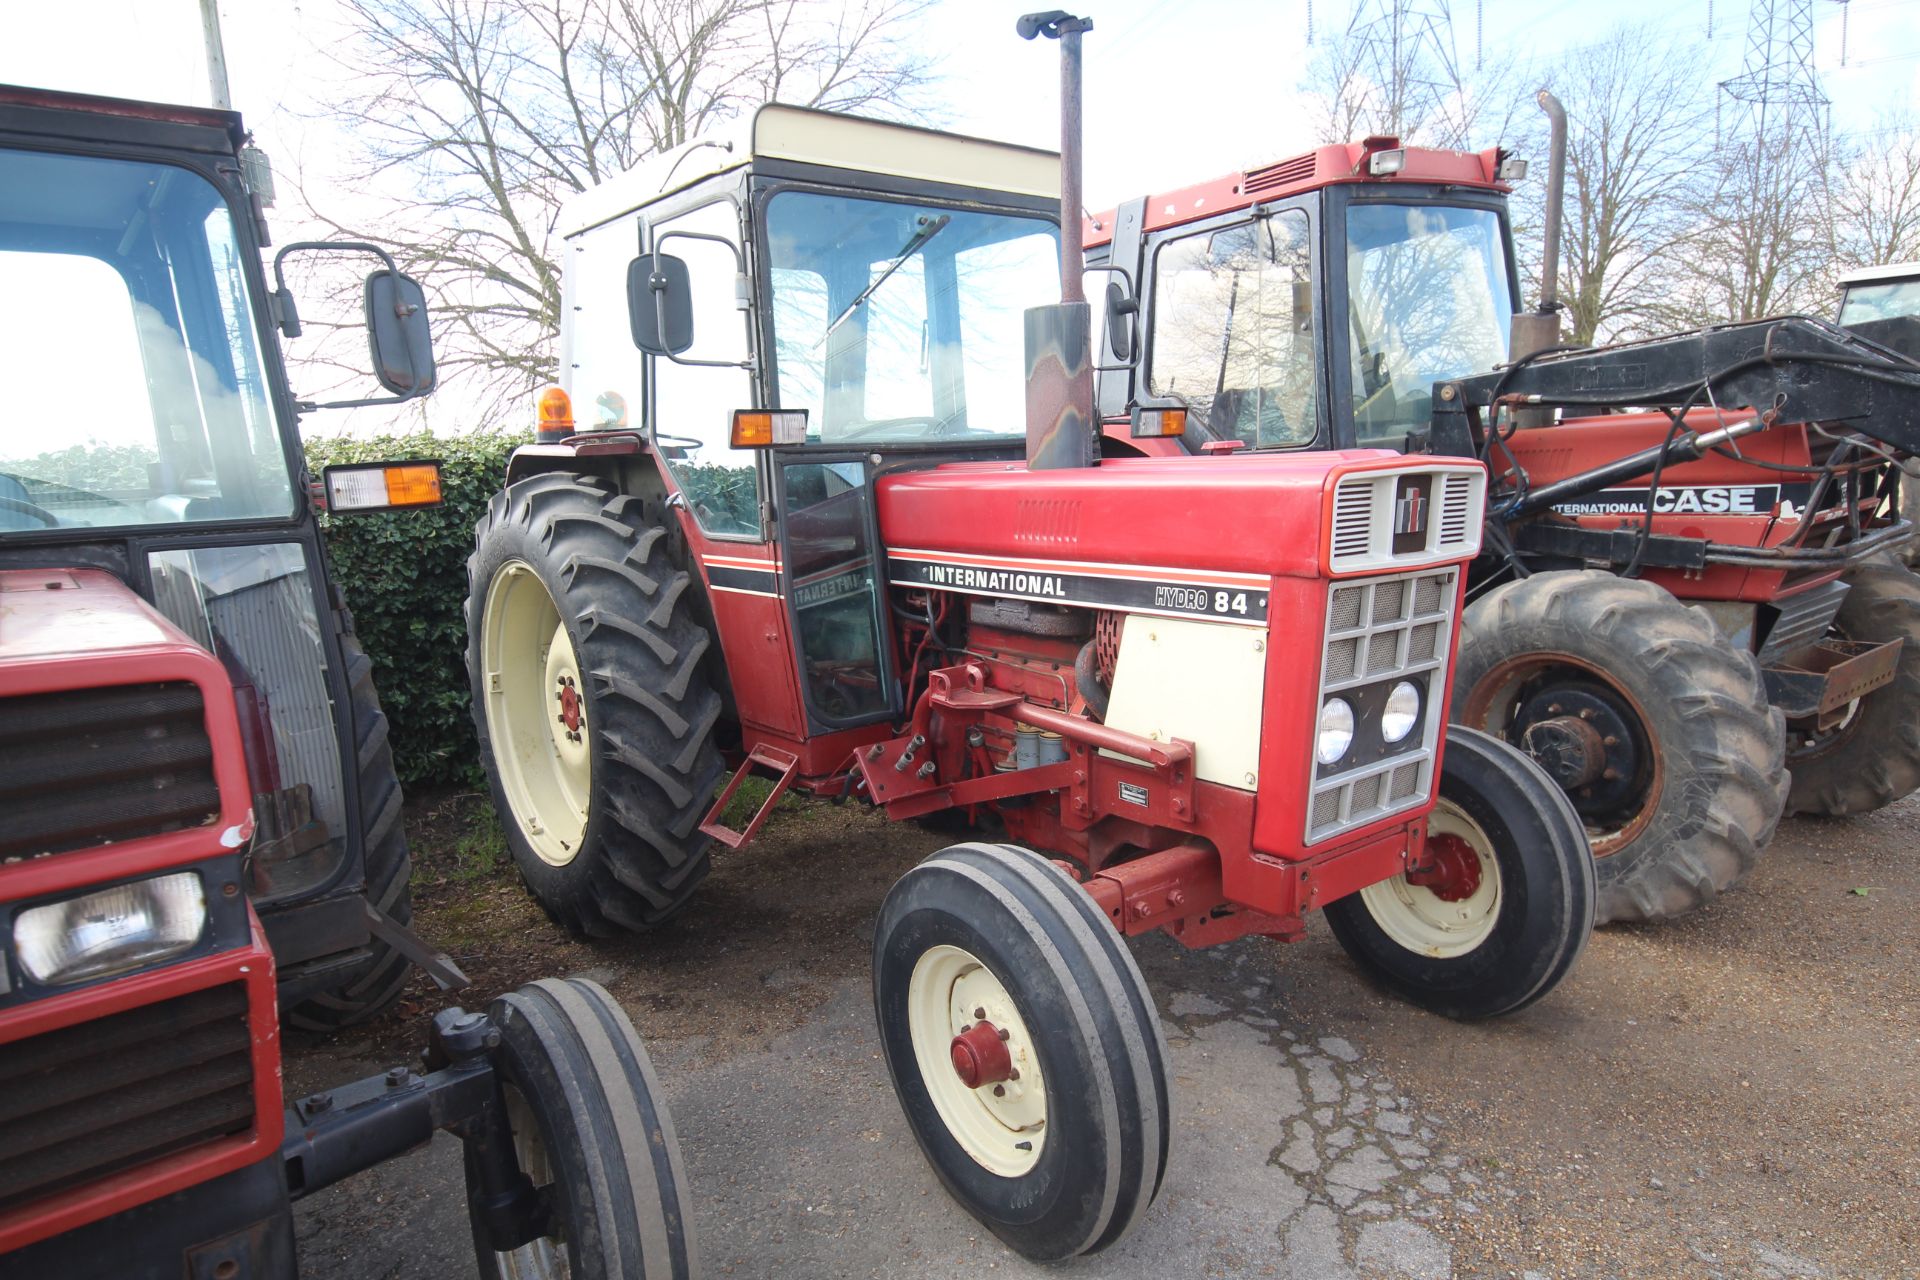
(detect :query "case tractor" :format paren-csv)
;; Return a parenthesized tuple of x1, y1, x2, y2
(0, 85, 692, 1278)
(467, 14, 1592, 1261)
(1086, 96, 1920, 926)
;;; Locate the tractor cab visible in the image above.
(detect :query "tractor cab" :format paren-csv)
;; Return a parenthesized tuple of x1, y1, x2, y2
(1085, 137, 1521, 455)
(0, 83, 444, 1028)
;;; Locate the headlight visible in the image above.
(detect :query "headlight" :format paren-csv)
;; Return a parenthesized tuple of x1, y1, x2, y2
(1382, 680, 1422, 743)
(14, 872, 207, 986)
(1316, 698, 1355, 765)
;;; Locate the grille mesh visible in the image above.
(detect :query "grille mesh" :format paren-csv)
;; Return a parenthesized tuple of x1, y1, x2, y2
(1328, 467, 1485, 572)
(0, 683, 217, 858)
(0, 984, 254, 1215)
(1308, 566, 1458, 843)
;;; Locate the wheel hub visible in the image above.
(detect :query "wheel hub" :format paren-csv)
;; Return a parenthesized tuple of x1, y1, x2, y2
(555, 676, 582, 737)
(1405, 832, 1483, 902)
(949, 1019, 1015, 1089)
(1512, 684, 1642, 822)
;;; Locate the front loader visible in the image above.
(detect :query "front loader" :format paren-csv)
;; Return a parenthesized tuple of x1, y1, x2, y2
(1085, 99, 1920, 926)
(466, 14, 1593, 1261)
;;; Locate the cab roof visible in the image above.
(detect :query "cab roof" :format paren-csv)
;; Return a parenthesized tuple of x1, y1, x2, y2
(1084, 138, 1510, 248)
(558, 103, 1060, 238)
(0, 82, 245, 154)
(1838, 262, 1920, 288)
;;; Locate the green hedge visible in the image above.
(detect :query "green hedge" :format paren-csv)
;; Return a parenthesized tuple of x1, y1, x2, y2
(305, 429, 527, 786)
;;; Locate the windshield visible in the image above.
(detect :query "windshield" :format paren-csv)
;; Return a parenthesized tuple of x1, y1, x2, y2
(0, 148, 294, 535)
(764, 191, 1058, 444)
(1346, 203, 1512, 450)
(1839, 278, 1920, 325)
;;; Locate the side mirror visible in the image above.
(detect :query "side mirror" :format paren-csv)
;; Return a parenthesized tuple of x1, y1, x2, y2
(1105, 280, 1138, 363)
(628, 253, 694, 355)
(364, 270, 436, 395)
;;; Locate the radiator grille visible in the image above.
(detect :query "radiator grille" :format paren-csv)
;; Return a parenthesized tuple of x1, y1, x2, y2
(0, 984, 254, 1214)
(0, 682, 217, 859)
(1307, 566, 1458, 843)
(1328, 466, 1486, 573)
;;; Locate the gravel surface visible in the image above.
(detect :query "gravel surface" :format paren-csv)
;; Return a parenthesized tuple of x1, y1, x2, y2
(287, 788, 1919, 1278)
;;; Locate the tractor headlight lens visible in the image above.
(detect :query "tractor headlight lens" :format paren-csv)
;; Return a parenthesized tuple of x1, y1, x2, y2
(13, 872, 207, 986)
(1316, 698, 1356, 765)
(1381, 680, 1422, 743)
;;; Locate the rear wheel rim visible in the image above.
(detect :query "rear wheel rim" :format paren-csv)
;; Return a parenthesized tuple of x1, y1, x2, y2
(1358, 798, 1503, 958)
(906, 944, 1047, 1177)
(483, 560, 590, 866)
(1463, 652, 1660, 858)
(493, 1084, 569, 1279)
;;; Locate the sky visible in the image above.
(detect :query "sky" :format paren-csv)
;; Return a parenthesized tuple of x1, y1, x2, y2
(1, 0, 1916, 432)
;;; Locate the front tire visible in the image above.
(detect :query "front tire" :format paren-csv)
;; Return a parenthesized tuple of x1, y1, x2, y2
(873, 843, 1172, 1261)
(466, 474, 724, 938)
(1325, 726, 1595, 1019)
(466, 977, 696, 1280)
(1454, 571, 1786, 925)
(285, 632, 414, 1031)
(1785, 564, 1920, 815)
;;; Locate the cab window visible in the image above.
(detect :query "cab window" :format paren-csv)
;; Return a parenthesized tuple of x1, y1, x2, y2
(1147, 209, 1317, 448)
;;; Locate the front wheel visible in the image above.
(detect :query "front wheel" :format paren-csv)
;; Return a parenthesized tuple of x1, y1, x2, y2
(466, 977, 696, 1280)
(873, 843, 1172, 1262)
(1324, 726, 1595, 1020)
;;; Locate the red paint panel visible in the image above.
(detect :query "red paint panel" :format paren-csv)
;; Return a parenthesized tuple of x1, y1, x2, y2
(0, 570, 255, 900)
(0, 918, 283, 1255)
(877, 452, 1407, 581)
(1086, 143, 1507, 248)
(1500, 414, 1851, 603)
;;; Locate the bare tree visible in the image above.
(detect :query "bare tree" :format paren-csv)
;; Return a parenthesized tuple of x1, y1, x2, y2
(1298, 5, 1492, 151)
(1517, 28, 1715, 344)
(300, 0, 935, 420)
(1654, 118, 1833, 327)
(1827, 113, 1920, 272)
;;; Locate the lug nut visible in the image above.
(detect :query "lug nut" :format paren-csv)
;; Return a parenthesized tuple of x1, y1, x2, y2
(993, 1084, 1006, 1097)
(974, 1007, 986, 1019)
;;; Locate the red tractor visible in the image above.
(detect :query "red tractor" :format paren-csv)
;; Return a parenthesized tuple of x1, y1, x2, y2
(1086, 102, 1920, 926)
(466, 14, 1591, 1261)
(0, 85, 692, 1277)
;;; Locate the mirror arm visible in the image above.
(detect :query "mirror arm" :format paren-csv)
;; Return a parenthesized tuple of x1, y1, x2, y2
(649, 227, 757, 371)
(271, 240, 433, 407)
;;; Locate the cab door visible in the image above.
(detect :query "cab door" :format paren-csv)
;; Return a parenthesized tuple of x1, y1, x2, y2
(772, 453, 901, 730)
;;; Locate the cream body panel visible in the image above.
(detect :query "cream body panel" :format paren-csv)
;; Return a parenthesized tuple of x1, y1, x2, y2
(1102, 614, 1267, 791)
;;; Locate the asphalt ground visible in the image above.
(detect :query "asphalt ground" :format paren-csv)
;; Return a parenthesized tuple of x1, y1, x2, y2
(287, 790, 1918, 1279)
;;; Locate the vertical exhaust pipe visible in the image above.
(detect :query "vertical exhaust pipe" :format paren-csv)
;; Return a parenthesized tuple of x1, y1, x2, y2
(1017, 10, 1098, 470)
(1509, 89, 1567, 428)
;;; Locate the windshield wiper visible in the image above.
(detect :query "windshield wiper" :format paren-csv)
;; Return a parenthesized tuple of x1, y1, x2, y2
(816, 215, 951, 349)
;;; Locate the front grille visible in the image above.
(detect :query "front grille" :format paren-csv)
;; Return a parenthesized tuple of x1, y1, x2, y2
(1327, 466, 1485, 573)
(1307, 566, 1458, 844)
(0, 682, 218, 859)
(0, 984, 254, 1214)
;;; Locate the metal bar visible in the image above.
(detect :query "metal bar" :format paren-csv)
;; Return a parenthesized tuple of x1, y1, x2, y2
(1536, 89, 1566, 312)
(1501, 418, 1763, 519)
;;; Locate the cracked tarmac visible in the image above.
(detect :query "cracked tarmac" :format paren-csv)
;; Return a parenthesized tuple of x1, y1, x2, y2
(289, 792, 1917, 1279)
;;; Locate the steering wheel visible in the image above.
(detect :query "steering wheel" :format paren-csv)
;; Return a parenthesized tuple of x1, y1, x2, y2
(0, 493, 59, 529)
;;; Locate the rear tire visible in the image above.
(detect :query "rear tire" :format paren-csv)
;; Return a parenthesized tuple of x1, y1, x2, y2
(466, 977, 696, 1280)
(467, 474, 724, 938)
(285, 633, 414, 1031)
(873, 843, 1171, 1261)
(1785, 564, 1920, 815)
(1454, 571, 1786, 925)
(1324, 726, 1595, 1019)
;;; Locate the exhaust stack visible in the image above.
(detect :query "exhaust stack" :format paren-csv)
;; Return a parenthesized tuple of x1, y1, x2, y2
(1508, 89, 1567, 428)
(1017, 10, 1097, 470)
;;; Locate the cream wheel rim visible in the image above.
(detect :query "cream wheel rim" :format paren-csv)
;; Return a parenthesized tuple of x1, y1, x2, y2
(906, 944, 1047, 1177)
(1358, 798, 1504, 958)
(493, 1084, 569, 1278)
(483, 560, 590, 866)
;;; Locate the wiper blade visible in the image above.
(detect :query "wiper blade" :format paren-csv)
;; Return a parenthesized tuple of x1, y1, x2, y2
(817, 215, 951, 349)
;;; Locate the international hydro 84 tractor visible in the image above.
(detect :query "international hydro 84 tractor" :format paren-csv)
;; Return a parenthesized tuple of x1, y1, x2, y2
(1087, 105, 1920, 925)
(0, 85, 692, 1277)
(466, 14, 1591, 1261)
